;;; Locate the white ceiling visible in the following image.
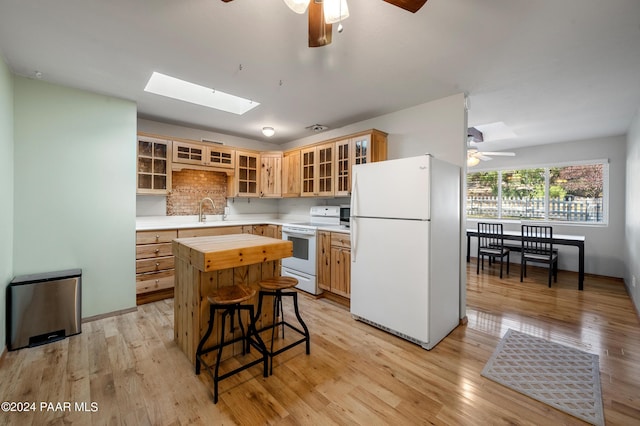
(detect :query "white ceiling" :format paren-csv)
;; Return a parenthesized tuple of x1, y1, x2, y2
(1, 0, 639, 151)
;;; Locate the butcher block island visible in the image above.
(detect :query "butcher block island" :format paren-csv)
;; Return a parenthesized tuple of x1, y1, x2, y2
(172, 233, 293, 364)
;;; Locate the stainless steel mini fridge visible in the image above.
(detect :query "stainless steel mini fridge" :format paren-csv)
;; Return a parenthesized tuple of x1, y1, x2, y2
(7, 268, 82, 351)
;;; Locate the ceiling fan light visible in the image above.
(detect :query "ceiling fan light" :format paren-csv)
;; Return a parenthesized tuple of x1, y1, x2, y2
(262, 126, 275, 137)
(324, 0, 349, 24)
(283, 0, 309, 14)
(467, 156, 480, 167)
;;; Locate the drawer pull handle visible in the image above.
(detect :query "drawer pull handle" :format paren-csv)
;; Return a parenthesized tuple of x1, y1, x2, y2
(155, 249, 160, 254)
(156, 262, 160, 267)
(155, 234, 160, 239)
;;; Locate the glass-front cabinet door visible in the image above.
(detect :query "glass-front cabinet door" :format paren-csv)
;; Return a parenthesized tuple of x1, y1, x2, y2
(301, 144, 334, 197)
(316, 143, 334, 197)
(137, 136, 171, 195)
(234, 150, 260, 197)
(301, 146, 316, 196)
(352, 133, 371, 168)
(335, 138, 351, 196)
(172, 141, 204, 165)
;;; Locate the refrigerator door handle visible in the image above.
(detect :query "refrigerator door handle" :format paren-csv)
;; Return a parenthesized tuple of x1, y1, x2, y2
(351, 171, 358, 262)
(351, 217, 357, 262)
(351, 171, 358, 218)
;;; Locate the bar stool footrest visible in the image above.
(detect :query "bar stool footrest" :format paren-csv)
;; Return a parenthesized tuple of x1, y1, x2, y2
(257, 320, 309, 357)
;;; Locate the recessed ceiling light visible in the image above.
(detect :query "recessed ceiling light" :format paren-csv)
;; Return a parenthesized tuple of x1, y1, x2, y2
(144, 72, 259, 115)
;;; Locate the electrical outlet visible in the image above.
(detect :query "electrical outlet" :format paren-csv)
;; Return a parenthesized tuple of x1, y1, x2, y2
(633, 275, 637, 288)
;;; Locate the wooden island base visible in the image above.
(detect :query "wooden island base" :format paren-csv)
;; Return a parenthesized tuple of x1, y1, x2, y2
(172, 234, 293, 365)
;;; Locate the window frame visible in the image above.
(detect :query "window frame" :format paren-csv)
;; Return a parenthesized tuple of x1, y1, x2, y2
(466, 159, 609, 226)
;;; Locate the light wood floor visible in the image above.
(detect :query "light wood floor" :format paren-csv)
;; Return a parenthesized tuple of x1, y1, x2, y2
(1, 263, 639, 425)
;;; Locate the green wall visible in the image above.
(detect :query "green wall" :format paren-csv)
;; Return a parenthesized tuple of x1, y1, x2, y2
(13, 77, 137, 317)
(0, 56, 14, 351)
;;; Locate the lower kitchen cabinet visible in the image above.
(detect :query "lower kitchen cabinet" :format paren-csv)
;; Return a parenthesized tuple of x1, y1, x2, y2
(135, 224, 282, 304)
(248, 224, 281, 239)
(135, 229, 178, 304)
(317, 231, 332, 292)
(317, 231, 351, 299)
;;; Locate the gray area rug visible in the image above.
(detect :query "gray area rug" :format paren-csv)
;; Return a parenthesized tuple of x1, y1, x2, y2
(481, 329, 604, 425)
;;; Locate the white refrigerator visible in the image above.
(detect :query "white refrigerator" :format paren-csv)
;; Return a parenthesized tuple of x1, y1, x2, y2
(350, 154, 460, 350)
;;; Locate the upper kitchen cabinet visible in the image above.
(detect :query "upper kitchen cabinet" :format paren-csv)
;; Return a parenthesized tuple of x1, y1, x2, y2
(229, 150, 260, 197)
(352, 130, 387, 167)
(137, 135, 172, 195)
(301, 143, 334, 197)
(282, 149, 301, 197)
(259, 152, 282, 198)
(172, 140, 235, 171)
(334, 129, 388, 196)
(334, 138, 351, 197)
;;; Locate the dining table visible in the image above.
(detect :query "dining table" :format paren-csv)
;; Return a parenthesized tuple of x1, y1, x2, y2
(466, 228, 586, 290)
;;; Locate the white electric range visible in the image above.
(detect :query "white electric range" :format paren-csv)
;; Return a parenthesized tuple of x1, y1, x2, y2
(281, 206, 341, 295)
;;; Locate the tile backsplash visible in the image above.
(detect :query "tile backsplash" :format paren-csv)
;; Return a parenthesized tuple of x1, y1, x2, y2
(167, 169, 227, 216)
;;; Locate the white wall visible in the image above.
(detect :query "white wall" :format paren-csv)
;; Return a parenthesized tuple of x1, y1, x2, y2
(13, 77, 137, 317)
(625, 108, 640, 312)
(282, 93, 468, 166)
(137, 118, 281, 152)
(467, 135, 627, 279)
(0, 55, 14, 351)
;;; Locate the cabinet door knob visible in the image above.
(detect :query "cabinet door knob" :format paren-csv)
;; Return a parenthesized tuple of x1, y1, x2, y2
(155, 249, 160, 253)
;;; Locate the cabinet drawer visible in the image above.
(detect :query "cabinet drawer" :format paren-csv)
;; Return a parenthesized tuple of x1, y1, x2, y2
(136, 229, 178, 244)
(330, 232, 351, 249)
(136, 243, 173, 259)
(136, 256, 175, 273)
(136, 270, 175, 294)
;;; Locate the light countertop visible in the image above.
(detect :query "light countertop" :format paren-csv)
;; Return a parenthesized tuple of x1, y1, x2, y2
(136, 215, 350, 234)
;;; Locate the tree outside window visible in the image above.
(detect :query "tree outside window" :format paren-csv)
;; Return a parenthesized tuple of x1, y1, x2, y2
(466, 162, 606, 223)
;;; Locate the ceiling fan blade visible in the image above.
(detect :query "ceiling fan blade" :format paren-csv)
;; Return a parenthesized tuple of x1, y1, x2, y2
(309, 1, 332, 47)
(382, 0, 428, 13)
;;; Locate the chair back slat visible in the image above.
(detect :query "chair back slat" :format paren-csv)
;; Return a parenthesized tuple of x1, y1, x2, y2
(521, 225, 554, 258)
(478, 223, 504, 250)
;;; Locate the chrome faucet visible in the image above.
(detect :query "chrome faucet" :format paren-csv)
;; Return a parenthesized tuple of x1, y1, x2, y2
(198, 197, 216, 223)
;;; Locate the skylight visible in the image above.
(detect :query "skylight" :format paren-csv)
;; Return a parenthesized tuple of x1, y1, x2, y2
(144, 72, 259, 115)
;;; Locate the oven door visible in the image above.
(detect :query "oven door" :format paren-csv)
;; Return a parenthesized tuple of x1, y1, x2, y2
(281, 227, 317, 276)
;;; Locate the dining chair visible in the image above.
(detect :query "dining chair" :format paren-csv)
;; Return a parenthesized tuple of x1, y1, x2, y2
(520, 224, 558, 287)
(477, 223, 510, 278)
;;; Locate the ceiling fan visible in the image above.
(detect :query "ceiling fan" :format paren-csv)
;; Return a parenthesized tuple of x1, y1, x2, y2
(221, 0, 429, 47)
(467, 127, 515, 167)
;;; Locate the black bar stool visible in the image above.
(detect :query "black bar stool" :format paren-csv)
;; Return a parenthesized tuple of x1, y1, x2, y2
(254, 276, 310, 375)
(195, 284, 267, 404)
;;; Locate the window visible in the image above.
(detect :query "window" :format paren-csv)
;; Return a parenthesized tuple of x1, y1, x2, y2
(467, 161, 607, 224)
